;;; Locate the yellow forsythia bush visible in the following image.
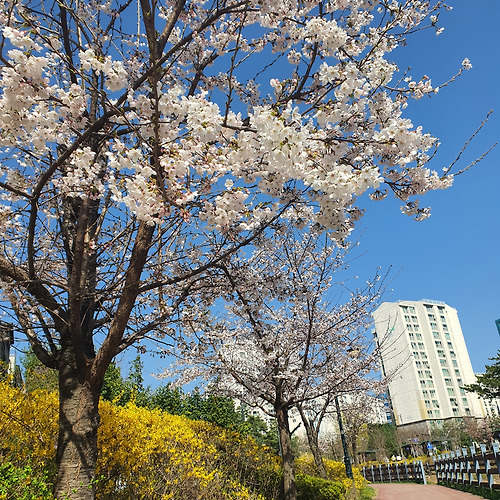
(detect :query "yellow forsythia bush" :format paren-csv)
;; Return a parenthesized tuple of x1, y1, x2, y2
(0, 381, 58, 469)
(0, 381, 280, 499)
(295, 454, 366, 494)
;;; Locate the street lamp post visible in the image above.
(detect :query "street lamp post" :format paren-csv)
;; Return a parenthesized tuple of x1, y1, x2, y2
(335, 394, 353, 479)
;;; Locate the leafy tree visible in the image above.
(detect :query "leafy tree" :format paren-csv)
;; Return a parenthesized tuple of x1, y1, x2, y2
(22, 347, 59, 393)
(464, 350, 500, 400)
(0, 0, 474, 497)
(365, 423, 400, 460)
(100, 361, 127, 404)
(150, 383, 184, 415)
(430, 419, 470, 451)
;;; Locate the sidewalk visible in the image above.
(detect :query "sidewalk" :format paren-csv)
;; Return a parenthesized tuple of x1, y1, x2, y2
(371, 483, 483, 499)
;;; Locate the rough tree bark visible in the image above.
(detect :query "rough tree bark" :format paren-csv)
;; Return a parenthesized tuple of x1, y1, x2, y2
(275, 400, 297, 500)
(55, 345, 102, 499)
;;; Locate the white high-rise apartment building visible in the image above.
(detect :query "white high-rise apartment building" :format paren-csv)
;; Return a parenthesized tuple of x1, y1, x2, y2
(373, 300, 484, 435)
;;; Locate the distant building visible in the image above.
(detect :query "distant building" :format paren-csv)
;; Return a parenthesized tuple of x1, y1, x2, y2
(373, 300, 484, 438)
(496, 319, 500, 336)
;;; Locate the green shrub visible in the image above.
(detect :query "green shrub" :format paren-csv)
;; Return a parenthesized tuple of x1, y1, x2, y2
(296, 473, 347, 500)
(440, 482, 500, 500)
(0, 462, 54, 500)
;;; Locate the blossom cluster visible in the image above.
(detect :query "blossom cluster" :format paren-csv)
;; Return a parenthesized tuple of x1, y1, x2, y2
(0, 0, 463, 242)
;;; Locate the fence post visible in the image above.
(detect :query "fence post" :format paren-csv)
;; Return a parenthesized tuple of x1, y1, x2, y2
(470, 446, 476, 486)
(420, 460, 427, 485)
(396, 462, 401, 482)
(444, 453, 451, 483)
(461, 448, 468, 484)
(474, 445, 482, 487)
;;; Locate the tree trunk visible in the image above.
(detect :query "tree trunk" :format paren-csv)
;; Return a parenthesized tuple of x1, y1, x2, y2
(305, 422, 328, 479)
(54, 351, 101, 500)
(297, 406, 328, 479)
(276, 405, 297, 500)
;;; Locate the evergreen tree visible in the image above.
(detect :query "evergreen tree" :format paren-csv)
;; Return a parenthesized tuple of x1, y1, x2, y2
(464, 350, 500, 400)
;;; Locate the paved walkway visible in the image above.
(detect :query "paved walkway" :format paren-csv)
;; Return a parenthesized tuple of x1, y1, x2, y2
(371, 483, 483, 499)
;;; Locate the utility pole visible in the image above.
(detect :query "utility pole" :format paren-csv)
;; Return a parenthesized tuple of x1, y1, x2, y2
(335, 394, 353, 479)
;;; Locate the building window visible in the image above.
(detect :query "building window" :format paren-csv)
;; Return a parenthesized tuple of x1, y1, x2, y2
(447, 342, 453, 348)
(447, 388, 455, 396)
(430, 322, 437, 329)
(428, 314, 436, 321)
(411, 315, 418, 322)
(445, 333, 451, 340)
(435, 340, 443, 348)
(445, 378, 453, 386)
(455, 369, 461, 377)
(453, 408, 460, 416)
(442, 368, 450, 376)
(433, 331, 440, 338)
(440, 359, 448, 367)
(409, 306, 415, 312)
(440, 315, 446, 322)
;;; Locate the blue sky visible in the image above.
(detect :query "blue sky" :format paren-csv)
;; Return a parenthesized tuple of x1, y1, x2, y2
(350, 0, 500, 374)
(127, 2, 500, 385)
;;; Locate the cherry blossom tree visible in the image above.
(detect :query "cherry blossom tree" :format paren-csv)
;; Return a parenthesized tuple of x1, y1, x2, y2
(168, 218, 389, 499)
(0, 0, 471, 497)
